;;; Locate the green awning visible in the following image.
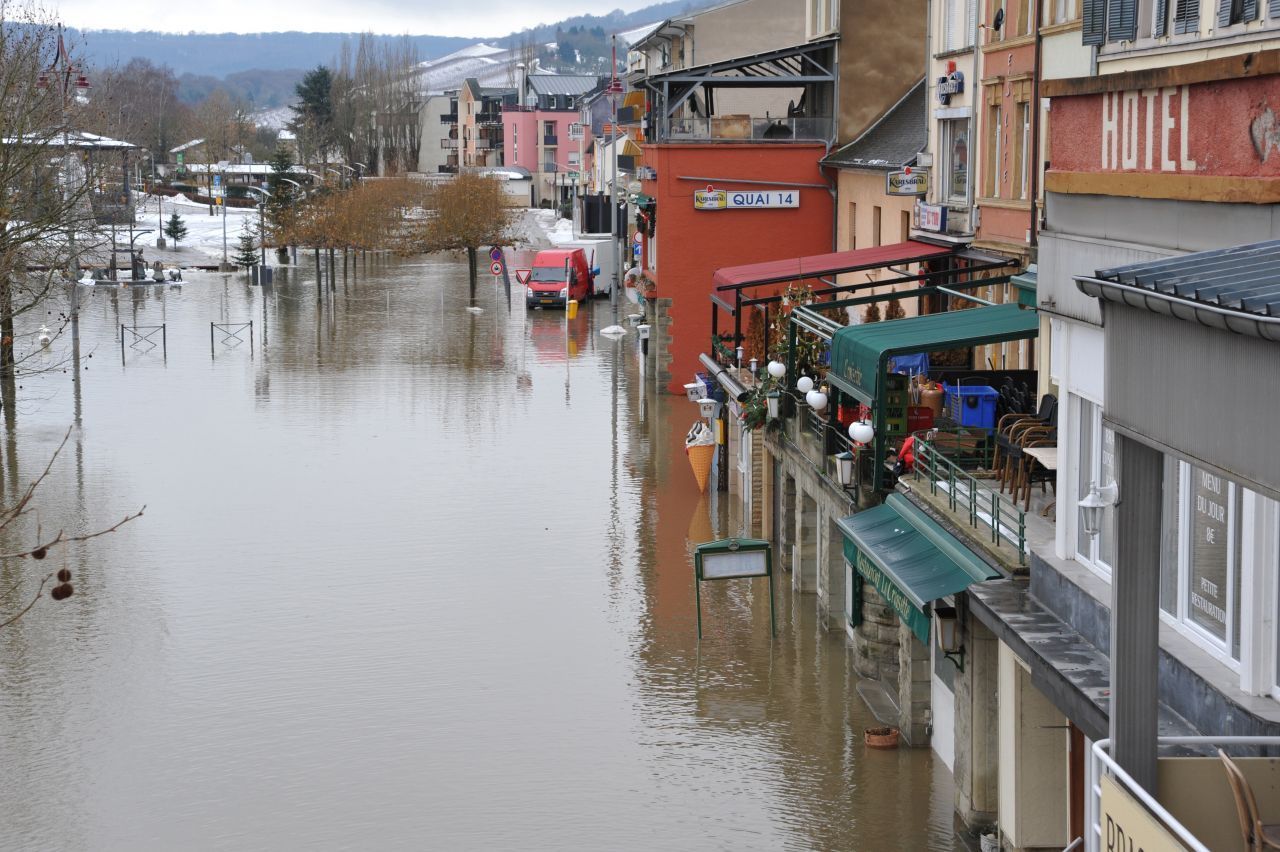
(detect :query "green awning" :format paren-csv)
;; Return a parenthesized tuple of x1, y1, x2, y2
(827, 303, 1039, 403)
(837, 493, 1002, 645)
(1011, 265, 1037, 308)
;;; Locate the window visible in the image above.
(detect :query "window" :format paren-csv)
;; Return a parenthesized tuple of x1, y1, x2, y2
(944, 0, 978, 50)
(940, 119, 971, 204)
(808, 0, 838, 36)
(1074, 398, 1117, 576)
(1017, 0, 1034, 34)
(1219, 0, 1259, 26)
(994, 0, 1009, 40)
(1015, 100, 1031, 200)
(1046, 0, 1080, 24)
(984, 91, 1002, 198)
(1151, 0, 1201, 36)
(1160, 460, 1243, 663)
(873, 206, 882, 246)
(847, 202, 857, 250)
(901, 210, 911, 241)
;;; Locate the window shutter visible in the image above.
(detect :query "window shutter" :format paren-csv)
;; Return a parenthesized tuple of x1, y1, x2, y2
(967, 0, 977, 46)
(1083, 0, 1107, 43)
(1244, 0, 1259, 20)
(1217, 0, 1233, 26)
(1108, 0, 1138, 40)
(1174, 0, 1199, 33)
(1271, 0, 1280, 20)
(1155, 0, 1169, 35)
(944, 0, 956, 50)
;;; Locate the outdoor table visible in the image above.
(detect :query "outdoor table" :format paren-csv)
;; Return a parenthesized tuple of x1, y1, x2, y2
(1023, 446, 1058, 516)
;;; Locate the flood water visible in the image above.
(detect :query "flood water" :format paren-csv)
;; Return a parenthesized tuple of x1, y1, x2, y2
(0, 250, 955, 851)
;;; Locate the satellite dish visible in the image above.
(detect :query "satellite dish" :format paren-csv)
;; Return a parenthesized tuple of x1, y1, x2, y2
(993, 8, 1004, 29)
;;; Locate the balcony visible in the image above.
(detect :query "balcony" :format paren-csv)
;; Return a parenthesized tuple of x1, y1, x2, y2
(438, 164, 458, 174)
(440, 139, 457, 149)
(659, 115, 832, 143)
(476, 113, 503, 126)
(1088, 736, 1280, 852)
(440, 113, 457, 124)
(474, 139, 493, 150)
(542, 135, 558, 146)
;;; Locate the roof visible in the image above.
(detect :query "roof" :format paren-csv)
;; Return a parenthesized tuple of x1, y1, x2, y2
(712, 240, 950, 290)
(838, 493, 1001, 645)
(526, 74, 603, 97)
(828, 303, 1039, 404)
(170, 138, 204, 153)
(1078, 239, 1280, 342)
(823, 79, 925, 171)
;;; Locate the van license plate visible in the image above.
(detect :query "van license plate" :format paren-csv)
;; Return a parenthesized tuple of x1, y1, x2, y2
(540, 298, 554, 304)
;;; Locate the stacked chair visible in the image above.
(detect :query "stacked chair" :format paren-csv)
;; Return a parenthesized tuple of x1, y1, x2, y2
(992, 394, 1057, 510)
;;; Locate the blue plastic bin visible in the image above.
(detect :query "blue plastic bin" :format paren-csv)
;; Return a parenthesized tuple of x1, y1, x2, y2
(944, 384, 999, 429)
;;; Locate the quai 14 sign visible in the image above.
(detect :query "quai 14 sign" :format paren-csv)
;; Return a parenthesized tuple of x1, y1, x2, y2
(694, 189, 800, 210)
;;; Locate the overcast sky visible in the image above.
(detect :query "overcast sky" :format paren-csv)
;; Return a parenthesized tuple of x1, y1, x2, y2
(53, 0, 643, 37)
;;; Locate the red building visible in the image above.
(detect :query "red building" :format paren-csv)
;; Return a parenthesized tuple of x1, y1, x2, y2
(640, 143, 834, 393)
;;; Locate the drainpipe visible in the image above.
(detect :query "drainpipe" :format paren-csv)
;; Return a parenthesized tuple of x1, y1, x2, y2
(1029, 0, 1043, 253)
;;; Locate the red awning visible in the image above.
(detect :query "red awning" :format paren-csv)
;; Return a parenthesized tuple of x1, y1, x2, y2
(712, 240, 953, 290)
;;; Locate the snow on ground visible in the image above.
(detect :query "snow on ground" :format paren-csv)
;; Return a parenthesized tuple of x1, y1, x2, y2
(133, 193, 261, 262)
(529, 208, 576, 246)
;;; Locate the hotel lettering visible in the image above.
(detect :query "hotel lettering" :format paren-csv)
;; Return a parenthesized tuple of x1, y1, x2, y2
(1099, 85, 1196, 172)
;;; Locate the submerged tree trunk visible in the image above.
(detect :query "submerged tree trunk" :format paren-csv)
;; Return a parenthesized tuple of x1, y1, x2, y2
(467, 246, 478, 307)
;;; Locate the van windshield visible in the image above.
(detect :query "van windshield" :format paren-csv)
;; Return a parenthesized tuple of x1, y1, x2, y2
(530, 266, 568, 283)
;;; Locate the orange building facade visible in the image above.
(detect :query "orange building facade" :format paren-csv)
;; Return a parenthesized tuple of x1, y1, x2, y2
(639, 143, 834, 394)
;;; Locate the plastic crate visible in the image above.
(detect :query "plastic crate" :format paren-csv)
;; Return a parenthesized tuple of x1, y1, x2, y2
(696, 372, 727, 403)
(944, 384, 999, 429)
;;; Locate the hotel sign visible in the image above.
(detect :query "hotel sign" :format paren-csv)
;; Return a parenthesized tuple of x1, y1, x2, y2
(693, 189, 799, 210)
(886, 169, 928, 196)
(1099, 775, 1187, 852)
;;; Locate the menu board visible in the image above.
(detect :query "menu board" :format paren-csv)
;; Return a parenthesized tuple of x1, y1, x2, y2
(1189, 466, 1229, 641)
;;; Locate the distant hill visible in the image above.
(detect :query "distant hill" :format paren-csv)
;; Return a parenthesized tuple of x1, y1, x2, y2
(73, 0, 713, 78)
(75, 31, 476, 77)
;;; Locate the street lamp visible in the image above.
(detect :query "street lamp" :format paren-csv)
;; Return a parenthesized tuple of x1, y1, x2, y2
(37, 24, 90, 279)
(242, 185, 270, 266)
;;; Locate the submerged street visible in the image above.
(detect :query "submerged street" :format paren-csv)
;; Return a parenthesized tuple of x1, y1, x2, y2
(0, 256, 954, 850)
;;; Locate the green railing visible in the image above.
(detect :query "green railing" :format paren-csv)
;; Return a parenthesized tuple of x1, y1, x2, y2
(911, 431, 1027, 566)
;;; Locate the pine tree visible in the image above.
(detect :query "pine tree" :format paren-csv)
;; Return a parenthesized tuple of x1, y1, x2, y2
(163, 212, 188, 247)
(265, 145, 298, 238)
(232, 221, 260, 268)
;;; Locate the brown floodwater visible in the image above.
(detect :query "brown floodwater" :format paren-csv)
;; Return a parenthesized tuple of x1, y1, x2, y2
(0, 252, 955, 851)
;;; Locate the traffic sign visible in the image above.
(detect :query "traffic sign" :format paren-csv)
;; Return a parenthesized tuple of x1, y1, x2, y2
(633, 231, 643, 244)
(489, 247, 503, 262)
(213, 174, 222, 186)
(490, 261, 503, 276)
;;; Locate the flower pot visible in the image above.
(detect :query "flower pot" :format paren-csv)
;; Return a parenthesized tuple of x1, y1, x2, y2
(864, 726, 900, 749)
(979, 831, 999, 852)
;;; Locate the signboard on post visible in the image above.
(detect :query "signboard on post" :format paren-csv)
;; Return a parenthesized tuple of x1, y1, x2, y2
(886, 169, 929, 196)
(693, 538, 775, 638)
(1099, 775, 1188, 852)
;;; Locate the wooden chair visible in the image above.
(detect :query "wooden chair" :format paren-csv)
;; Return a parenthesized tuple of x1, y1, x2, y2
(1000, 424, 1055, 496)
(1220, 749, 1280, 850)
(992, 394, 1057, 475)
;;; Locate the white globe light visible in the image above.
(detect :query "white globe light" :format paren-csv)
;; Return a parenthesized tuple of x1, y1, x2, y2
(796, 375, 814, 393)
(849, 420, 875, 445)
(806, 390, 828, 411)
(766, 360, 786, 379)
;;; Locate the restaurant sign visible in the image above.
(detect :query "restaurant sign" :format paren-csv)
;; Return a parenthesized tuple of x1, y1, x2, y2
(693, 188, 799, 210)
(850, 545, 930, 646)
(1099, 775, 1187, 852)
(886, 168, 928, 196)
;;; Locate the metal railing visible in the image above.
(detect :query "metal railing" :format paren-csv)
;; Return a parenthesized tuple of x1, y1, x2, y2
(911, 430, 1027, 565)
(661, 115, 831, 143)
(1086, 737, 1280, 852)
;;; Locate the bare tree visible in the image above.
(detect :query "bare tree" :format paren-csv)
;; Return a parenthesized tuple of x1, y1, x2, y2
(417, 173, 513, 306)
(0, 6, 104, 417)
